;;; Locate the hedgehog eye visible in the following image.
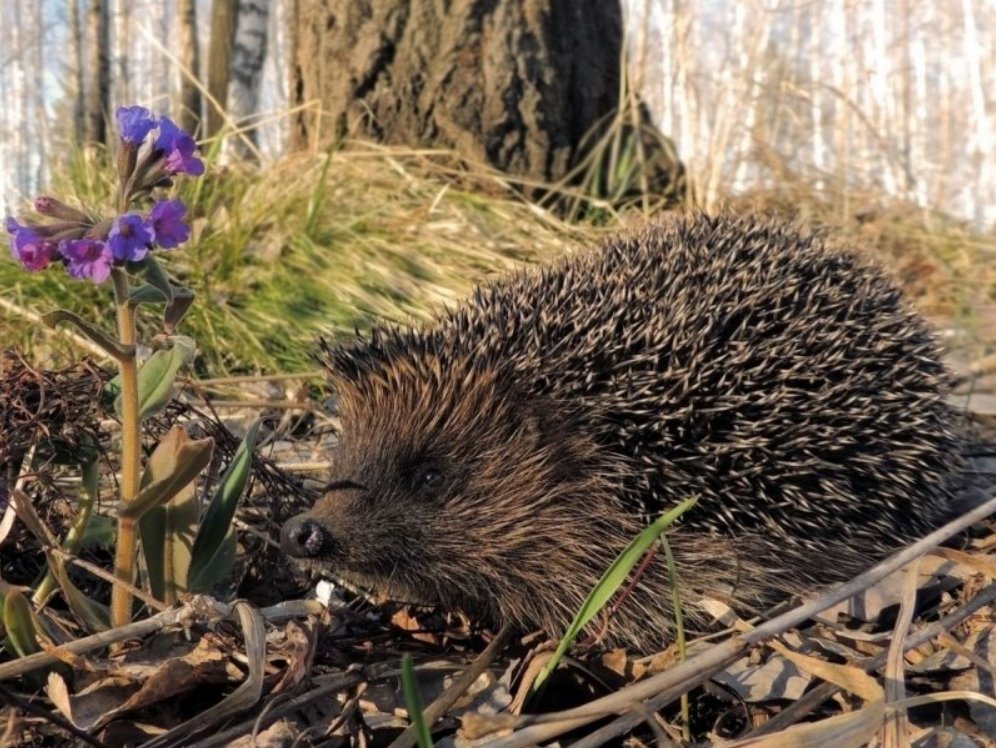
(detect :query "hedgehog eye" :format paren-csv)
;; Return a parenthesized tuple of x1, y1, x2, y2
(416, 467, 444, 491)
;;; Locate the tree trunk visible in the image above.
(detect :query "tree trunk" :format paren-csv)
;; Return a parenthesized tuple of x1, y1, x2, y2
(84, 0, 110, 148)
(206, 0, 239, 139)
(69, 0, 85, 147)
(177, 0, 202, 135)
(228, 0, 270, 160)
(287, 0, 625, 186)
(112, 0, 131, 110)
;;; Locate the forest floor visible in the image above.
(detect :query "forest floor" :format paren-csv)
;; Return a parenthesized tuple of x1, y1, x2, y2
(2, 145, 996, 746)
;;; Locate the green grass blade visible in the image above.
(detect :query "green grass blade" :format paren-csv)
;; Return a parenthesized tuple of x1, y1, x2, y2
(532, 495, 699, 691)
(4, 591, 42, 658)
(187, 420, 261, 593)
(400, 653, 434, 748)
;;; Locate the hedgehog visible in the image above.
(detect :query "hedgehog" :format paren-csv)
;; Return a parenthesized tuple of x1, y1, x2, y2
(280, 214, 964, 649)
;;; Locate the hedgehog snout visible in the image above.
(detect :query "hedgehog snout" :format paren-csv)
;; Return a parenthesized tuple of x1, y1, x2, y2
(281, 514, 336, 559)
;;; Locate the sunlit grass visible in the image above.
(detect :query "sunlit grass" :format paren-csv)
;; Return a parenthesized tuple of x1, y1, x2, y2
(1, 143, 603, 374)
(2, 140, 993, 376)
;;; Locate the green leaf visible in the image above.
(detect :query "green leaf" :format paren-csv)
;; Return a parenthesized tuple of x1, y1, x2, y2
(116, 337, 197, 421)
(187, 420, 261, 593)
(400, 653, 435, 748)
(120, 426, 214, 522)
(42, 310, 133, 361)
(4, 591, 42, 657)
(128, 284, 171, 306)
(7, 486, 108, 631)
(140, 255, 174, 304)
(51, 563, 111, 633)
(532, 496, 700, 691)
(139, 426, 201, 603)
(139, 506, 167, 601)
(185, 531, 237, 595)
(164, 287, 196, 333)
(79, 515, 116, 551)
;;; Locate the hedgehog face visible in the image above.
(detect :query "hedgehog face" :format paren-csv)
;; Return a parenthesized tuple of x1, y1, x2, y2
(280, 352, 631, 623)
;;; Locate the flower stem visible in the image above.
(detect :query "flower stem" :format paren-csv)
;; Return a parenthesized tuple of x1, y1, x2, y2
(111, 267, 141, 627)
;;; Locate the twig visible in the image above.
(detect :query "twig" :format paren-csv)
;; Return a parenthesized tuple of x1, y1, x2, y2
(0, 603, 201, 682)
(477, 493, 996, 748)
(193, 399, 313, 410)
(0, 296, 112, 361)
(882, 558, 919, 747)
(746, 580, 996, 737)
(50, 548, 168, 612)
(389, 623, 515, 748)
(188, 371, 324, 386)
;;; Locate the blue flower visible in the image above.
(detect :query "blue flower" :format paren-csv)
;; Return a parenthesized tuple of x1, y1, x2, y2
(116, 106, 158, 145)
(155, 117, 204, 176)
(108, 213, 154, 262)
(60, 239, 113, 283)
(149, 200, 191, 249)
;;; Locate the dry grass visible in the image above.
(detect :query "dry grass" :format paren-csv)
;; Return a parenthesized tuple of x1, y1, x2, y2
(2, 139, 994, 376)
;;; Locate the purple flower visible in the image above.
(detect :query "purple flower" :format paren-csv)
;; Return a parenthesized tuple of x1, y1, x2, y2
(149, 200, 190, 249)
(116, 106, 158, 145)
(155, 117, 204, 176)
(60, 239, 113, 284)
(9, 225, 59, 271)
(107, 213, 154, 263)
(6, 216, 22, 235)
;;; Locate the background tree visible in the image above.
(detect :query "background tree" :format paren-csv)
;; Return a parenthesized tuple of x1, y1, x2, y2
(112, 0, 131, 110)
(177, 0, 203, 135)
(84, 0, 110, 148)
(68, 0, 85, 147)
(228, 0, 270, 160)
(206, 0, 238, 139)
(286, 0, 682, 203)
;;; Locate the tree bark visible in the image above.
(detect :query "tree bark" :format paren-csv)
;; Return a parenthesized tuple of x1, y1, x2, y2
(228, 0, 270, 160)
(112, 0, 131, 110)
(84, 0, 110, 148)
(206, 0, 239, 139)
(69, 0, 85, 147)
(288, 0, 624, 186)
(177, 0, 202, 135)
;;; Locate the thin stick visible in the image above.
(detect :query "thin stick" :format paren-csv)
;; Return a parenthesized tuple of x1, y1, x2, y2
(745, 580, 996, 738)
(0, 603, 198, 682)
(192, 399, 313, 410)
(480, 494, 996, 748)
(389, 623, 515, 748)
(189, 371, 324, 385)
(0, 296, 112, 361)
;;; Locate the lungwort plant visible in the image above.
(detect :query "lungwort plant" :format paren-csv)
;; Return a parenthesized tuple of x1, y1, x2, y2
(3, 106, 259, 643)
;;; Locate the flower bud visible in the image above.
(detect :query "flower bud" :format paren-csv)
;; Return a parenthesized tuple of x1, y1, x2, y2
(34, 196, 89, 224)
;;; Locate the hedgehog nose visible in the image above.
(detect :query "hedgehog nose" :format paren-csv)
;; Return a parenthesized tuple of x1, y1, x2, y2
(280, 515, 333, 558)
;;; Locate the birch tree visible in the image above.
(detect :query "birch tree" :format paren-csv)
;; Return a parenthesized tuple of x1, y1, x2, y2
(69, 0, 85, 147)
(228, 0, 270, 160)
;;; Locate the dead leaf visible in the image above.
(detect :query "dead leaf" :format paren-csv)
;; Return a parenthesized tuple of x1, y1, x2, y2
(713, 652, 813, 702)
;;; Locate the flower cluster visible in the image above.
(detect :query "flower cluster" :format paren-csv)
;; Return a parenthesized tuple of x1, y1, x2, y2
(4, 107, 202, 283)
